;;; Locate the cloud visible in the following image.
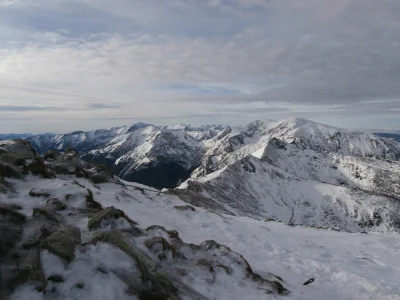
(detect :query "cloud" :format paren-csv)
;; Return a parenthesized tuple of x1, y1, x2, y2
(0, 0, 400, 132)
(0, 105, 58, 111)
(87, 103, 121, 109)
(0, 0, 19, 6)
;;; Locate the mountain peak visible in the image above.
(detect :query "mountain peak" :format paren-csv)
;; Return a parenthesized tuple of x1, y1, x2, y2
(127, 122, 154, 133)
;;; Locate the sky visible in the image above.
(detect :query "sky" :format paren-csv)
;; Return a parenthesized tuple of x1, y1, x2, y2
(0, 0, 400, 133)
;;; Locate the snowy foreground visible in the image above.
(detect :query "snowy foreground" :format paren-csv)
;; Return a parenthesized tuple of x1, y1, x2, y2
(3, 176, 400, 300)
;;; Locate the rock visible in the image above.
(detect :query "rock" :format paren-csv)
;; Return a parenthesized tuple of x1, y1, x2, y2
(44, 150, 59, 161)
(41, 227, 81, 262)
(0, 205, 27, 223)
(0, 153, 33, 166)
(46, 198, 66, 211)
(0, 162, 23, 179)
(75, 283, 85, 289)
(88, 206, 138, 230)
(21, 219, 61, 249)
(33, 207, 61, 223)
(145, 225, 181, 240)
(29, 188, 51, 198)
(173, 205, 196, 212)
(26, 157, 55, 178)
(48, 275, 64, 283)
(0, 206, 26, 256)
(144, 237, 178, 258)
(0, 220, 24, 257)
(16, 248, 48, 291)
(88, 231, 154, 281)
(0, 139, 37, 156)
(196, 258, 214, 272)
(89, 172, 112, 184)
(50, 162, 71, 174)
(65, 146, 77, 154)
(85, 188, 102, 210)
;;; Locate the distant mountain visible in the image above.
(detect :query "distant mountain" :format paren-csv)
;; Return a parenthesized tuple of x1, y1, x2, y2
(375, 132, 400, 143)
(0, 133, 33, 140)
(2, 117, 400, 231)
(27, 123, 226, 188)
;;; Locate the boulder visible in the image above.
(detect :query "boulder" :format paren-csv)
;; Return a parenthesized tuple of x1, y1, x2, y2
(33, 207, 61, 223)
(44, 150, 59, 161)
(0, 152, 34, 166)
(85, 188, 102, 210)
(0, 206, 25, 256)
(41, 227, 81, 262)
(15, 248, 48, 291)
(46, 198, 67, 211)
(0, 205, 27, 223)
(89, 172, 112, 184)
(88, 206, 138, 230)
(26, 157, 55, 178)
(0, 162, 23, 179)
(144, 237, 178, 258)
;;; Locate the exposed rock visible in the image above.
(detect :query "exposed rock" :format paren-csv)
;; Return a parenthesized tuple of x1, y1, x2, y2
(21, 219, 61, 249)
(46, 198, 66, 211)
(15, 248, 48, 291)
(0, 205, 27, 223)
(146, 225, 181, 240)
(196, 258, 214, 272)
(89, 172, 112, 184)
(33, 207, 61, 223)
(85, 188, 102, 210)
(144, 237, 178, 258)
(41, 227, 81, 262)
(50, 162, 71, 175)
(44, 150, 59, 161)
(0, 162, 23, 179)
(29, 188, 51, 198)
(0, 152, 33, 166)
(26, 157, 55, 178)
(173, 205, 196, 212)
(48, 275, 64, 283)
(0, 211, 25, 256)
(87, 206, 138, 230)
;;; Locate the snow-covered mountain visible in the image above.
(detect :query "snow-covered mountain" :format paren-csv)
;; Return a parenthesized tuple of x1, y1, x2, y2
(1, 139, 400, 300)
(28, 123, 225, 188)
(17, 117, 400, 231)
(170, 118, 400, 231)
(191, 118, 400, 179)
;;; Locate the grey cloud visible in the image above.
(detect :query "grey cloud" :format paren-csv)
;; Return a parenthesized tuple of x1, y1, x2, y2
(1, 0, 400, 132)
(87, 103, 121, 109)
(0, 105, 58, 112)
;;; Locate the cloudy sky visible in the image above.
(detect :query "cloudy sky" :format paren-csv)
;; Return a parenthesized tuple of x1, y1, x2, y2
(1, 0, 400, 133)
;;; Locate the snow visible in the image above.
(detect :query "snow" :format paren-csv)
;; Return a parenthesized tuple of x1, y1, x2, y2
(2, 175, 400, 300)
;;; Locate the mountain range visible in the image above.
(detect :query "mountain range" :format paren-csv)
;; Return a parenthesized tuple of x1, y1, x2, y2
(3, 117, 400, 231)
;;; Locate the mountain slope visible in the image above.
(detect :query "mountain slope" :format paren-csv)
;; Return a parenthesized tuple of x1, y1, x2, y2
(191, 118, 400, 179)
(1, 140, 400, 300)
(28, 124, 226, 188)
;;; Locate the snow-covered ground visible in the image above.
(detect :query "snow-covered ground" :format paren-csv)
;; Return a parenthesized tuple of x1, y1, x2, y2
(3, 176, 400, 300)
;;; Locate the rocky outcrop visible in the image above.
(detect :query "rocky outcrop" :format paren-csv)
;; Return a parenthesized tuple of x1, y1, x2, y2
(87, 206, 138, 230)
